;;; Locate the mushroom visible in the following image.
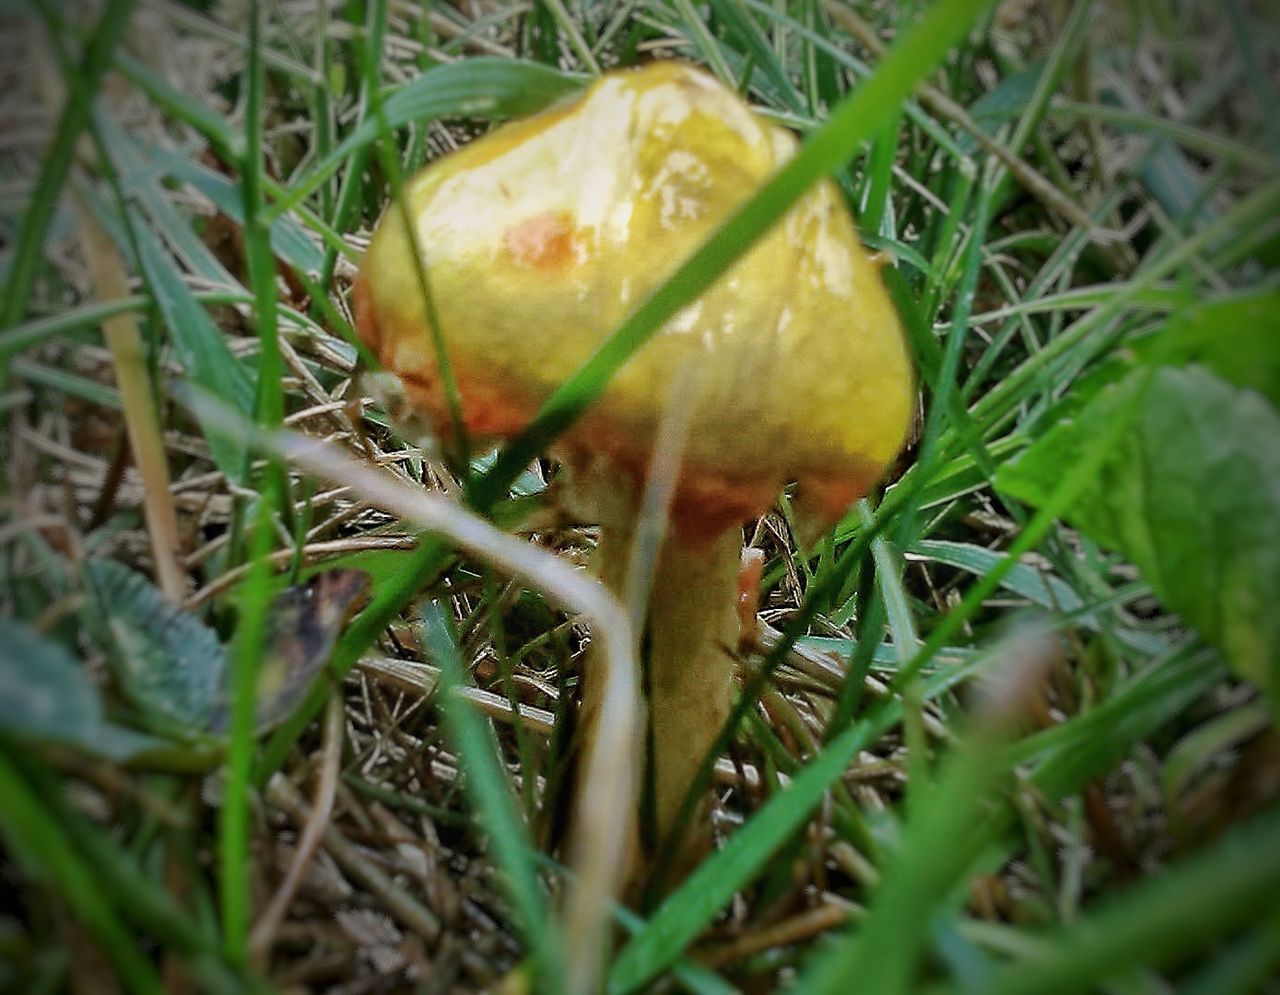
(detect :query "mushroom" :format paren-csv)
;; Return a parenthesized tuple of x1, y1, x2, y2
(354, 61, 913, 881)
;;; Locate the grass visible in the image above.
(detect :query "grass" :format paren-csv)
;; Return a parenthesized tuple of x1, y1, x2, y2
(1, 1, 1278, 993)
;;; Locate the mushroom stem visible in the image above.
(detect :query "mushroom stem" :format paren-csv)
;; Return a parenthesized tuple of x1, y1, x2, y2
(585, 515, 743, 881)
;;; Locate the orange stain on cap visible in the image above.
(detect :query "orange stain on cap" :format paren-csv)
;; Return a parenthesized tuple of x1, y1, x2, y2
(503, 211, 579, 270)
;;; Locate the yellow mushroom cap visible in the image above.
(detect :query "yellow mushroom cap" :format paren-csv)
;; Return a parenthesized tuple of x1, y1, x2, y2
(355, 61, 914, 538)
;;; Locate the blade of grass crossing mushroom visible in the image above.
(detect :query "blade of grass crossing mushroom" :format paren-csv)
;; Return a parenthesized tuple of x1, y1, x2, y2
(623, 365, 704, 633)
(469, 0, 998, 510)
(421, 602, 566, 994)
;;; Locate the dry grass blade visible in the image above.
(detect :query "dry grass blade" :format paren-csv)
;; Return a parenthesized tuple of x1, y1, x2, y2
(72, 204, 186, 601)
(31, 35, 185, 601)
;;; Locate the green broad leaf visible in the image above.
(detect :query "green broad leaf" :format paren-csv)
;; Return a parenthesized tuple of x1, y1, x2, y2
(1133, 290, 1280, 409)
(83, 559, 226, 735)
(0, 618, 162, 760)
(83, 557, 371, 738)
(998, 365, 1280, 693)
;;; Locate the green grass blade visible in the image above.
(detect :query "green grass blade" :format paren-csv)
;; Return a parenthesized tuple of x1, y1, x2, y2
(245, 0, 283, 433)
(0, 749, 164, 994)
(957, 806, 1280, 995)
(77, 178, 255, 480)
(708, 0, 808, 114)
(94, 112, 237, 287)
(967, 178, 1280, 439)
(0, 0, 134, 331)
(113, 50, 243, 160)
(218, 488, 277, 964)
(159, 152, 326, 274)
(421, 602, 565, 993)
(9, 356, 123, 409)
(607, 718, 884, 994)
(790, 739, 1004, 995)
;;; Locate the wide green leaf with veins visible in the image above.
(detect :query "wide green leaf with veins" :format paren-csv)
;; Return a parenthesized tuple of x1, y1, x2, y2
(999, 363, 1280, 694)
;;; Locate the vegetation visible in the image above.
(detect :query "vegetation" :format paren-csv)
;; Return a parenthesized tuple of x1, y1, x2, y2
(1, 0, 1277, 992)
